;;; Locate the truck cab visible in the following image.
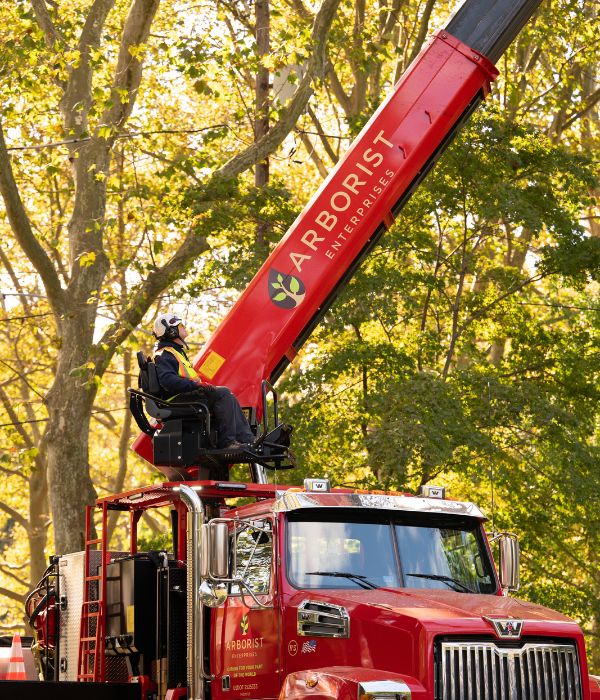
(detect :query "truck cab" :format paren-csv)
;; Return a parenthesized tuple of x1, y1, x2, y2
(208, 485, 592, 700)
(36, 478, 599, 700)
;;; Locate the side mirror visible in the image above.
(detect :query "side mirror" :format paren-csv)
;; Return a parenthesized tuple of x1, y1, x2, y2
(200, 522, 230, 579)
(498, 533, 520, 592)
(199, 580, 228, 608)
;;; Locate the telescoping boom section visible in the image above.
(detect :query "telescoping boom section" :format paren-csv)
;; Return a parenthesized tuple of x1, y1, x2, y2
(133, 0, 541, 465)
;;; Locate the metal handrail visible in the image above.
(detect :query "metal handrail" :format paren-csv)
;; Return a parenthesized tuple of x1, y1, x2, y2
(178, 485, 213, 700)
(260, 380, 279, 435)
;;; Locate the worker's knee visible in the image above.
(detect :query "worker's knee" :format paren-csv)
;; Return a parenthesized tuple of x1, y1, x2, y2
(213, 386, 233, 400)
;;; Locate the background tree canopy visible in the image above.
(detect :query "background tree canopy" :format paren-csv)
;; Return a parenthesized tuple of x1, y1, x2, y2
(0, 0, 598, 670)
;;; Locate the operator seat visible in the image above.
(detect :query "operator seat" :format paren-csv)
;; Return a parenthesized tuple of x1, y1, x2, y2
(129, 352, 224, 479)
(128, 352, 296, 480)
(135, 351, 211, 424)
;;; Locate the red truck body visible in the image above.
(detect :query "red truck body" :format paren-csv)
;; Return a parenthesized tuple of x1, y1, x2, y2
(208, 488, 597, 700)
(22, 480, 596, 700)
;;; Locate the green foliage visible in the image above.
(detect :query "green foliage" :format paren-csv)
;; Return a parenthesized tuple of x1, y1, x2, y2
(367, 373, 489, 486)
(183, 179, 299, 297)
(137, 533, 172, 552)
(541, 236, 600, 283)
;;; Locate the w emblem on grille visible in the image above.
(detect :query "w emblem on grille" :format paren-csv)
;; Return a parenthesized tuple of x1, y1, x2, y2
(484, 617, 524, 638)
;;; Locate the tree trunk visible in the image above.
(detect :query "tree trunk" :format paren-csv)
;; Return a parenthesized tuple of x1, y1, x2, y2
(45, 396, 97, 553)
(44, 319, 99, 553)
(28, 456, 49, 583)
(108, 350, 133, 543)
(255, 0, 271, 244)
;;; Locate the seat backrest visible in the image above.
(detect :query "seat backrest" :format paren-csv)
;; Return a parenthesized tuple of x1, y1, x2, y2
(137, 351, 163, 396)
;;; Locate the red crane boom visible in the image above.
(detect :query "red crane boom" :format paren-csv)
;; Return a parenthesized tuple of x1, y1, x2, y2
(133, 0, 539, 464)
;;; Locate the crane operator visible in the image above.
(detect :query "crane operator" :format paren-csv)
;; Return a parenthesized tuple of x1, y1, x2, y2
(152, 312, 255, 450)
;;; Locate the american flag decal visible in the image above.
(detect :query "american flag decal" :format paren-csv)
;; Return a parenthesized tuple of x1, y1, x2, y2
(302, 640, 317, 653)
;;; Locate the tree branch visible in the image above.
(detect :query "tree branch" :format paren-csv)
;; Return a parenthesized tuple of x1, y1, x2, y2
(0, 501, 30, 532)
(298, 131, 329, 178)
(0, 465, 28, 482)
(461, 273, 543, 333)
(0, 564, 29, 588)
(348, 0, 367, 114)
(30, 0, 65, 51)
(142, 510, 163, 534)
(406, 0, 436, 66)
(442, 208, 472, 379)
(378, 0, 403, 41)
(0, 586, 26, 604)
(0, 387, 33, 449)
(61, 0, 116, 134)
(0, 245, 33, 313)
(0, 122, 65, 316)
(0, 359, 45, 403)
(283, 0, 311, 20)
(325, 58, 353, 117)
(307, 104, 339, 163)
(91, 231, 210, 372)
(0, 561, 28, 571)
(561, 86, 600, 132)
(214, 0, 342, 180)
(100, 0, 161, 131)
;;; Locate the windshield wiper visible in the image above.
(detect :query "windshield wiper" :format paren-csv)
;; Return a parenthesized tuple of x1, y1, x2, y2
(305, 571, 378, 590)
(404, 572, 474, 593)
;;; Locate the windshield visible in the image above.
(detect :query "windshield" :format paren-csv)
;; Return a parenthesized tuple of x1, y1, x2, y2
(286, 509, 496, 594)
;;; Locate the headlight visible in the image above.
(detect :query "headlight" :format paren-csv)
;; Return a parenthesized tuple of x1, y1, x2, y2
(358, 680, 411, 700)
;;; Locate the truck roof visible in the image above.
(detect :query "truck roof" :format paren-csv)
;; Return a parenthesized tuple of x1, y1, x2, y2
(96, 481, 486, 520)
(272, 490, 486, 520)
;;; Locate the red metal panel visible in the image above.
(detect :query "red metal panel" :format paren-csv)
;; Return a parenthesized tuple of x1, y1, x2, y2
(133, 31, 497, 463)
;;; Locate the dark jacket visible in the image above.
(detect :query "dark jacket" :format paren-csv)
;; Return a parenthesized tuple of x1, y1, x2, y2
(153, 340, 200, 396)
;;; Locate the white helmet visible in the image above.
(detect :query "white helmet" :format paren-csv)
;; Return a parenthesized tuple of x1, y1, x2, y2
(153, 312, 183, 339)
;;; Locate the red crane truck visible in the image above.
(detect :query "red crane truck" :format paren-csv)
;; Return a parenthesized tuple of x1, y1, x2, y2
(14, 0, 600, 698)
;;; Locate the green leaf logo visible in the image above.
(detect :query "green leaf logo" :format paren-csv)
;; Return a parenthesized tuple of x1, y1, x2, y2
(268, 268, 306, 309)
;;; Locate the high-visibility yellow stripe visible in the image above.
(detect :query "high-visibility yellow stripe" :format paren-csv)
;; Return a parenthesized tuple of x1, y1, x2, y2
(154, 346, 199, 380)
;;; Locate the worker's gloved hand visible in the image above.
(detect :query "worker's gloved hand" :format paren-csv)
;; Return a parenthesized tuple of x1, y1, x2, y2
(196, 381, 216, 391)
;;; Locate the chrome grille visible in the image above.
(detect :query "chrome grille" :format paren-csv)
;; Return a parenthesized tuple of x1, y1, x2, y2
(438, 641, 582, 700)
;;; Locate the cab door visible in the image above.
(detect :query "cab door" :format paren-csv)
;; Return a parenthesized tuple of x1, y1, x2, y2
(211, 517, 281, 700)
